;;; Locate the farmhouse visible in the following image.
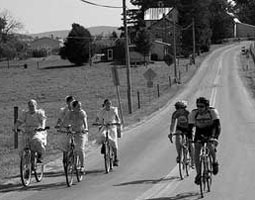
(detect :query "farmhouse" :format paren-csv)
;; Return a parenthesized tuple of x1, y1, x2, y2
(144, 7, 181, 61)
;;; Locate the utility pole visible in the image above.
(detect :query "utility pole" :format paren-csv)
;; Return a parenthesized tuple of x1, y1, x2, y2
(173, 19, 177, 82)
(192, 17, 196, 64)
(122, 0, 132, 114)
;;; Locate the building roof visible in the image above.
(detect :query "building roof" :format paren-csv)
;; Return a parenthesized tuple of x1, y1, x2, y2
(144, 7, 173, 21)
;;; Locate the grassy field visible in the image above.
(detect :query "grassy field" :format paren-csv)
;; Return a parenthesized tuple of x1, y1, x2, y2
(0, 44, 226, 183)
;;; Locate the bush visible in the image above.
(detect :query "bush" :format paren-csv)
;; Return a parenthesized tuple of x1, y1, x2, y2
(164, 54, 173, 66)
(151, 53, 158, 61)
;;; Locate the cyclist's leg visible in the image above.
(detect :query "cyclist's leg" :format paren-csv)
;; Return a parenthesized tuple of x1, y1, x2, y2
(208, 142, 219, 175)
(175, 130, 182, 162)
(74, 133, 87, 170)
(31, 132, 46, 163)
(194, 142, 202, 174)
(108, 128, 119, 163)
(186, 133, 195, 167)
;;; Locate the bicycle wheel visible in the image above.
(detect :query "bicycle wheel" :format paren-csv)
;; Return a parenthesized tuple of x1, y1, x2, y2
(104, 142, 111, 173)
(75, 155, 83, 182)
(65, 151, 75, 187)
(178, 146, 185, 180)
(20, 149, 32, 187)
(199, 158, 206, 198)
(184, 145, 191, 177)
(34, 153, 44, 182)
(206, 155, 213, 192)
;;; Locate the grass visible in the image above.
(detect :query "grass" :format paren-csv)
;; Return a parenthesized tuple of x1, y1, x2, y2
(0, 44, 227, 183)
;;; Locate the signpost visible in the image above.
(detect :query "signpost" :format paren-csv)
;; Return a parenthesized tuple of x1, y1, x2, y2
(143, 68, 157, 88)
(111, 67, 124, 125)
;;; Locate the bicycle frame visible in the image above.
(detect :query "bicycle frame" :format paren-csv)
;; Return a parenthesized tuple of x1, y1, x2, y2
(17, 127, 49, 187)
(57, 126, 83, 187)
(93, 122, 120, 173)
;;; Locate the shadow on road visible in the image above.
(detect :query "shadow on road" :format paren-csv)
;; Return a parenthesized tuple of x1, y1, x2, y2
(114, 176, 180, 186)
(146, 191, 201, 200)
(41, 64, 80, 70)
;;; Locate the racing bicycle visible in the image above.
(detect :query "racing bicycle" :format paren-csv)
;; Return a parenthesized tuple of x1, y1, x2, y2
(170, 131, 192, 180)
(196, 136, 216, 198)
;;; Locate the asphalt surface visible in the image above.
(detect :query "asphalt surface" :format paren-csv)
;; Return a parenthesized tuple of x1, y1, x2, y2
(1, 41, 255, 200)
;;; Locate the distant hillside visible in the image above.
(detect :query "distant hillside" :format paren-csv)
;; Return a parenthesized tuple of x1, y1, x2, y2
(29, 26, 121, 38)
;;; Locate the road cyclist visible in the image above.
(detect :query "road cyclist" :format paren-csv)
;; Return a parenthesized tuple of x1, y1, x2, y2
(13, 99, 49, 186)
(168, 100, 194, 179)
(188, 97, 221, 185)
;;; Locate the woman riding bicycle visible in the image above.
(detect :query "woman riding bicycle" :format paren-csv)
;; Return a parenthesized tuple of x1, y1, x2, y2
(60, 100, 89, 174)
(14, 99, 47, 163)
(188, 97, 221, 185)
(169, 100, 194, 166)
(96, 99, 121, 167)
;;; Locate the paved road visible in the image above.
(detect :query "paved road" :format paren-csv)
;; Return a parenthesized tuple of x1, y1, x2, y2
(1, 42, 254, 200)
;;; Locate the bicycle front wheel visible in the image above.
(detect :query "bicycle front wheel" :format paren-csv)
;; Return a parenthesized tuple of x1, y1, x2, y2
(20, 149, 32, 187)
(65, 151, 75, 187)
(75, 155, 83, 182)
(185, 146, 191, 177)
(206, 155, 213, 192)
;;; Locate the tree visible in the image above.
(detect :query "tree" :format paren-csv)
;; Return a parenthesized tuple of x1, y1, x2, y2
(0, 9, 23, 43)
(209, 0, 234, 43)
(233, 0, 255, 25)
(59, 23, 91, 66)
(134, 28, 152, 64)
(109, 31, 118, 39)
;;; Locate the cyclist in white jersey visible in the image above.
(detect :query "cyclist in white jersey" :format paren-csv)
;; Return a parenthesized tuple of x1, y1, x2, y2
(189, 97, 221, 185)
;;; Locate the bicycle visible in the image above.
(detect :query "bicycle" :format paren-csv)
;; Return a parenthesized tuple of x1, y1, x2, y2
(56, 125, 84, 187)
(170, 131, 192, 180)
(93, 122, 120, 174)
(196, 136, 216, 198)
(17, 126, 50, 187)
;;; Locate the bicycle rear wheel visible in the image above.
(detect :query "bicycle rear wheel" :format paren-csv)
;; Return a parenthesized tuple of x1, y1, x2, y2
(104, 142, 111, 173)
(65, 151, 75, 187)
(20, 149, 32, 187)
(75, 155, 83, 182)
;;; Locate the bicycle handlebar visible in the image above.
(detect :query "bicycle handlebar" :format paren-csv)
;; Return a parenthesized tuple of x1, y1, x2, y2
(14, 126, 50, 133)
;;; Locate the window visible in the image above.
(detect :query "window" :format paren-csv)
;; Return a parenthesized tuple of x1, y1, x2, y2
(107, 49, 113, 61)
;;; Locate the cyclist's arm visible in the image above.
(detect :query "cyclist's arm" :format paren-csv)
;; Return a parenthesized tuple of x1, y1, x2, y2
(211, 108, 221, 139)
(114, 107, 121, 124)
(82, 110, 89, 132)
(37, 109, 47, 129)
(212, 119, 221, 139)
(169, 117, 177, 133)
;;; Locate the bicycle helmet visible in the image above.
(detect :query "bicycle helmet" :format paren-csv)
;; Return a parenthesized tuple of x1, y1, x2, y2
(196, 97, 210, 107)
(174, 100, 188, 109)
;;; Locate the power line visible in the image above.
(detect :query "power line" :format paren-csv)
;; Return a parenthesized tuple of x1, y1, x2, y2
(80, 0, 122, 9)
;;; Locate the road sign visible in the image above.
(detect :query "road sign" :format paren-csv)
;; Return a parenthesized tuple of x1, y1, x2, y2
(111, 67, 120, 86)
(143, 68, 157, 81)
(147, 80, 153, 88)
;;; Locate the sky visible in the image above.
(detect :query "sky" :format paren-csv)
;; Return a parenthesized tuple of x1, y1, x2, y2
(0, 0, 135, 34)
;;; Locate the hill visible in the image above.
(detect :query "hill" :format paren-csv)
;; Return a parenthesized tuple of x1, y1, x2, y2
(29, 26, 121, 38)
